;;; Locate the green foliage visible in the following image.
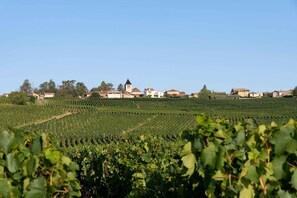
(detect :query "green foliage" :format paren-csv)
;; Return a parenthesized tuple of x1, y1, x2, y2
(117, 83, 124, 91)
(67, 135, 187, 197)
(98, 81, 113, 91)
(20, 79, 32, 94)
(75, 82, 88, 97)
(199, 84, 211, 99)
(0, 129, 81, 197)
(9, 92, 29, 105)
(88, 92, 101, 99)
(180, 114, 297, 197)
(39, 79, 56, 94)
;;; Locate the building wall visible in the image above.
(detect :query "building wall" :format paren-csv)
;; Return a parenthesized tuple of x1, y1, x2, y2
(125, 84, 132, 93)
(107, 93, 122, 98)
(238, 91, 249, 97)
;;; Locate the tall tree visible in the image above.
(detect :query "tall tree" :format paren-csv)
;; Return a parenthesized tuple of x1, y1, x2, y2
(39, 79, 56, 93)
(59, 80, 76, 96)
(48, 79, 56, 93)
(75, 82, 88, 97)
(20, 79, 32, 94)
(199, 84, 211, 99)
(39, 81, 49, 93)
(98, 81, 113, 91)
(117, 84, 124, 91)
(90, 87, 99, 92)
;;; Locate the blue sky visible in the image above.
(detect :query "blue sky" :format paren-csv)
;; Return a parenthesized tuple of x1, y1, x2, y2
(0, 0, 296, 94)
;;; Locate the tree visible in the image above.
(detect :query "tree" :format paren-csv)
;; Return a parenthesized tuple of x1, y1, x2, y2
(76, 82, 88, 97)
(89, 92, 101, 99)
(39, 79, 56, 94)
(59, 80, 76, 96)
(98, 81, 113, 91)
(39, 81, 49, 93)
(9, 92, 29, 105)
(20, 79, 32, 94)
(199, 84, 211, 99)
(293, 86, 297, 96)
(117, 84, 124, 91)
(48, 79, 56, 93)
(90, 87, 99, 92)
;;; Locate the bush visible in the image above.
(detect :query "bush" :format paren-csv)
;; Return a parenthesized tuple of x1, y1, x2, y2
(9, 92, 29, 105)
(0, 129, 81, 197)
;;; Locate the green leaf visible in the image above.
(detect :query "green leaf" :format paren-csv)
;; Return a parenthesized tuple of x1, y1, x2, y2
(245, 165, 258, 183)
(7, 153, 19, 173)
(181, 142, 192, 156)
(31, 136, 42, 154)
(26, 177, 47, 198)
(212, 170, 225, 181)
(67, 172, 77, 181)
(0, 131, 15, 153)
(69, 162, 79, 171)
(0, 179, 12, 198)
(62, 156, 72, 166)
(201, 143, 216, 170)
(271, 125, 295, 155)
(258, 125, 266, 134)
(133, 172, 145, 179)
(291, 170, 297, 190)
(26, 156, 36, 177)
(214, 129, 228, 139)
(285, 139, 297, 154)
(44, 149, 60, 164)
(272, 156, 287, 180)
(236, 130, 245, 145)
(239, 184, 255, 198)
(0, 166, 4, 178)
(277, 190, 294, 198)
(182, 153, 197, 177)
(216, 146, 225, 169)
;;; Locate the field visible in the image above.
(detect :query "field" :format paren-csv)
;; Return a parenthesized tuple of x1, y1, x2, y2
(2, 97, 297, 197)
(0, 97, 296, 146)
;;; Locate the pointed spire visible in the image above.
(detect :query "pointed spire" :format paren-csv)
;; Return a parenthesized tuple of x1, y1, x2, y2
(125, 79, 132, 85)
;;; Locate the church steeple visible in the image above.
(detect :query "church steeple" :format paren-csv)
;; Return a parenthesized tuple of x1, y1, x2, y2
(125, 79, 132, 93)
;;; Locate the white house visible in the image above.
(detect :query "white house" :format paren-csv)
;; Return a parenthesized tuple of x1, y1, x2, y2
(44, 93, 55, 98)
(272, 90, 293, 98)
(249, 92, 263, 98)
(107, 90, 122, 99)
(144, 88, 164, 98)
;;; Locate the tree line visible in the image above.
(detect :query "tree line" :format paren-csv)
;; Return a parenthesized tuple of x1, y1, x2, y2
(18, 79, 125, 97)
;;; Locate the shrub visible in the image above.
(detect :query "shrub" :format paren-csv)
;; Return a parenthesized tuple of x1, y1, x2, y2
(0, 128, 81, 197)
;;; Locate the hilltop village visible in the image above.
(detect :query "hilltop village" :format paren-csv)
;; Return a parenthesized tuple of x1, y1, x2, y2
(1, 79, 296, 100)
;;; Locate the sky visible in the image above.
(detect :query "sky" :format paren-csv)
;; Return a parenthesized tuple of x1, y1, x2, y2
(0, 0, 297, 94)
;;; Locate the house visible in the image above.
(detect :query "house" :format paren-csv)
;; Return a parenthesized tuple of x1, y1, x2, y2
(2, 93, 9, 97)
(189, 93, 199, 98)
(144, 88, 164, 98)
(43, 93, 55, 98)
(131, 88, 143, 98)
(83, 92, 93, 98)
(122, 91, 134, 98)
(272, 90, 293, 98)
(164, 89, 184, 97)
(28, 92, 40, 100)
(107, 90, 122, 99)
(249, 92, 263, 98)
(230, 88, 250, 97)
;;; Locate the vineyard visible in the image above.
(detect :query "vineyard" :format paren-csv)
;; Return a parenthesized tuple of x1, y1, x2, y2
(1, 98, 297, 197)
(0, 98, 296, 144)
